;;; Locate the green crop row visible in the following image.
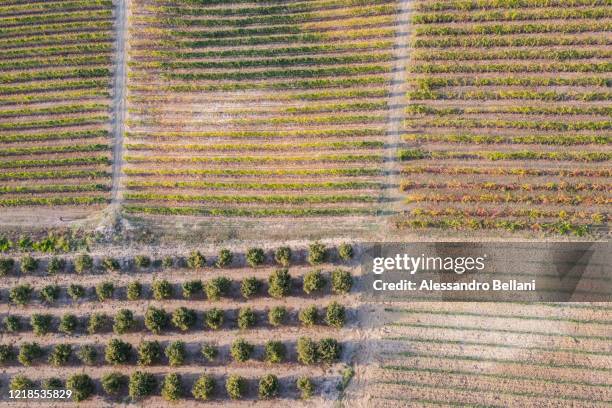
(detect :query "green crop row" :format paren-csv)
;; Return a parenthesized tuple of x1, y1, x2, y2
(285, 101, 387, 113)
(0, 183, 109, 194)
(125, 154, 382, 164)
(404, 192, 610, 205)
(0, 79, 109, 96)
(0, 197, 107, 207)
(126, 141, 383, 152)
(0, 10, 112, 29)
(411, 61, 611, 74)
(0, 32, 111, 50)
(406, 104, 612, 116)
(152, 53, 393, 70)
(0, 43, 112, 60)
(397, 217, 592, 236)
(150, 40, 394, 59)
(403, 133, 610, 145)
(0, 68, 110, 85)
(401, 165, 610, 177)
(235, 114, 385, 126)
(413, 34, 610, 47)
(405, 118, 611, 131)
(0, 103, 107, 119)
(162, 65, 390, 81)
(0, 170, 109, 181)
(0, 156, 110, 169)
(126, 180, 379, 191)
(0, 89, 109, 106)
(399, 149, 611, 162)
(0, 20, 112, 40)
(401, 180, 610, 192)
(415, 0, 608, 11)
(124, 205, 372, 217)
(0, 130, 108, 144)
(414, 21, 611, 36)
(125, 192, 375, 204)
(412, 7, 611, 24)
(412, 48, 611, 61)
(408, 207, 607, 222)
(123, 168, 380, 177)
(409, 89, 610, 101)
(0, 0, 111, 15)
(0, 55, 111, 72)
(414, 76, 611, 90)
(126, 128, 382, 140)
(0, 144, 108, 157)
(0, 116, 108, 131)
(289, 89, 389, 100)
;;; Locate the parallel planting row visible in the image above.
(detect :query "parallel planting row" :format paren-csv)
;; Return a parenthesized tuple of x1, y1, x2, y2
(124, 0, 401, 217)
(398, 0, 611, 235)
(0, 0, 115, 211)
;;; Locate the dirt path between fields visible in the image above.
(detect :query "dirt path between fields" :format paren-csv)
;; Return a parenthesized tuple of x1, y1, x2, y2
(110, 0, 128, 208)
(381, 0, 410, 224)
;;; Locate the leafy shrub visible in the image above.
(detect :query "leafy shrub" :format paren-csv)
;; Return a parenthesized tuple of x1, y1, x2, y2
(96, 281, 114, 301)
(47, 257, 65, 275)
(18, 342, 43, 366)
(0, 258, 15, 276)
(308, 242, 327, 265)
(126, 281, 142, 300)
(274, 246, 292, 266)
(240, 276, 261, 299)
(216, 248, 233, 267)
(102, 372, 127, 396)
(182, 280, 202, 299)
(331, 269, 353, 294)
(48, 344, 71, 366)
(102, 257, 120, 271)
(10, 375, 34, 391)
(18, 236, 32, 251)
(299, 306, 318, 327)
(105, 339, 133, 365)
(246, 247, 265, 267)
(192, 374, 215, 400)
(74, 254, 93, 274)
(297, 377, 314, 399)
(145, 307, 169, 334)
(268, 306, 287, 326)
(230, 338, 254, 362)
(0, 236, 12, 252)
(77, 345, 97, 365)
(137, 340, 162, 366)
(10, 284, 33, 305)
(204, 277, 231, 301)
(258, 374, 279, 399)
(0, 344, 15, 364)
(4, 315, 20, 332)
(338, 243, 353, 261)
(134, 255, 151, 268)
(172, 307, 197, 331)
(226, 375, 246, 400)
(152, 279, 173, 300)
(296, 337, 317, 365)
(205, 308, 224, 330)
(187, 250, 206, 269)
(268, 268, 291, 298)
(162, 256, 174, 269)
(113, 309, 135, 334)
(264, 341, 286, 364)
(237, 307, 257, 330)
(129, 371, 157, 400)
(303, 270, 326, 294)
(20, 255, 38, 273)
(318, 338, 342, 364)
(325, 302, 346, 328)
(40, 284, 60, 304)
(67, 374, 95, 402)
(59, 314, 78, 334)
(31, 313, 53, 336)
(201, 343, 217, 362)
(88, 313, 111, 334)
(162, 373, 182, 401)
(67, 284, 86, 301)
(43, 377, 63, 390)
(165, 341, 186, 366)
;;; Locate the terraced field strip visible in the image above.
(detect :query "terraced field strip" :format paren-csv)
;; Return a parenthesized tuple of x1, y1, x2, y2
(396, 0, 612, 236)
(0, 0, 116, 213)
(125, 0, 403, 218)
(367, 302, 612, 406)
